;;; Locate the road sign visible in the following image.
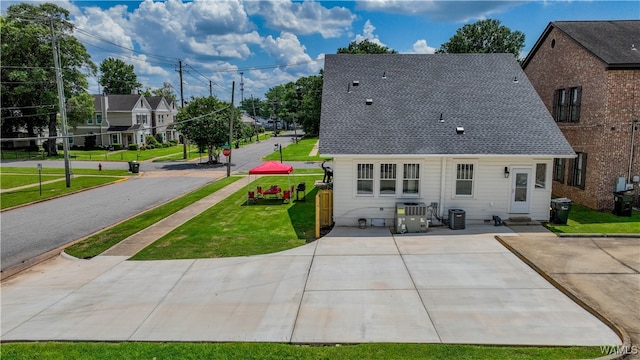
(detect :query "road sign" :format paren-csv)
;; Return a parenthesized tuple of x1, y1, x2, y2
(223, 148, 231, 157)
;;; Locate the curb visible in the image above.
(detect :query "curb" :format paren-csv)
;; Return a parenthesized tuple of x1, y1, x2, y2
(494, 235, 632, 360)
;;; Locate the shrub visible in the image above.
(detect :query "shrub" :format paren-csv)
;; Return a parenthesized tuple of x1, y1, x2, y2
(112, 143, 123, 150)
(154, 133, 164, 144)
(168, 140, 178, 146)
(129, 144, 138, 151)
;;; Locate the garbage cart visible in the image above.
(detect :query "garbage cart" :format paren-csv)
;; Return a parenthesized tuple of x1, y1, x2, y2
(550, 198, 572, 224)
(128, 161, 140, 174)
(613, 190, 634, 217)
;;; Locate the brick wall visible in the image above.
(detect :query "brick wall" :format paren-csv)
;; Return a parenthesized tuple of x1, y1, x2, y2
(524, 27, 640, 210)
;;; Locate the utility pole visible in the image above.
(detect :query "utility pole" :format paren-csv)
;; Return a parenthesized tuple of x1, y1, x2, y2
(240, 72, 244, 104)
(178, 60, 187, 159)
(209, 80, 213, 97)
(50, 17, 71, 188)
(227, 81, 235, 177)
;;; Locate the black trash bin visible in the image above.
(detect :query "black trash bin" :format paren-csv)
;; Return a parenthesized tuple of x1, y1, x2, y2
(613, 190, 634, 217)
(550, 198, 572, 224)
(448, 209, 465, 230)
(296, 182, 306, 201)
(128, 161, 140, 174)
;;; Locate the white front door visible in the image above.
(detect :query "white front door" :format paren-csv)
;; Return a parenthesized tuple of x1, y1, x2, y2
(510, 168, 531, 214)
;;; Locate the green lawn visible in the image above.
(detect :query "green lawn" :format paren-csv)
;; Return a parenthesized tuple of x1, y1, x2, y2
(545, 202, 640, 234)
(64, 176, 241, 259)
(0, 342, 605, 360)
(1, 173, 65, 189)
(131, 175, 321, 260)
(264, 137, 328, 162)
(1, 176, 125, 210)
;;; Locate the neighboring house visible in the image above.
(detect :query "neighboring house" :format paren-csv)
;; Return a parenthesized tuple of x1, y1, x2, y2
(319, 54, 575, 228)
(74, 94, 154, 148)
(146, 96, 178, 142)
(523, 20, 640, 211)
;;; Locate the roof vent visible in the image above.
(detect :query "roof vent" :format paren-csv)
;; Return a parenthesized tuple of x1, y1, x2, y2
(352, 80, 360, 86)
(513, 76, 519, 83)
(347, 83, 352, 93)
(365, 98, 373, 105)
(439, 113, 444, 123)
(632, 44, 638, 51)
(382, 71, 387, 79)
(456, 126, 464, 134)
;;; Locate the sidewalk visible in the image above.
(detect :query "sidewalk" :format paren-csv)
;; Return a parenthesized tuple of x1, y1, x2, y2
(101, 172, 246, 256)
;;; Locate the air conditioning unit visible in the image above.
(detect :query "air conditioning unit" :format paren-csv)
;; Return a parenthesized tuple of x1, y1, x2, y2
(396, 202, 428, 233)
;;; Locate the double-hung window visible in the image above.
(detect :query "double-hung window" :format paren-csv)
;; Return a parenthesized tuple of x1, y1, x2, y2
(455, 163, 474, 196)
(403, 163, 420, 195)
(357, 163, 374, 195)
(379, 164, 396, 195)
(96, 114, 102, 124)
(553, 86, 582, 122)
(553, 158, 565, 183)
(568, 153, 587, 189)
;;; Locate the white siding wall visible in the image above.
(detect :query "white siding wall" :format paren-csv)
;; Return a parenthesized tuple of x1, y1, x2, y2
(332, 156, 554, 227)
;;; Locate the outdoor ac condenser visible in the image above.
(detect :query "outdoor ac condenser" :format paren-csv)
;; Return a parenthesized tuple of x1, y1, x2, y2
(396, 202, 428, 233)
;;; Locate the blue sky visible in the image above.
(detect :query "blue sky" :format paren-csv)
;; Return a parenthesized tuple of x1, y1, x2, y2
(3, 1, 639, 103)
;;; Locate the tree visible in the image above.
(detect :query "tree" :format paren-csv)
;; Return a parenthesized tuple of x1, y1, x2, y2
(99, 57, 142, 94)
(1, 3, 96, 154)
(436, 19, 525, 59)
(337, 39, 397, 54)
(141, 82, 177, 102)
(175, 96, 240, 164)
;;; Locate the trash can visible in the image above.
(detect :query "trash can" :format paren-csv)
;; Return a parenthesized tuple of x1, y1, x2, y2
(128, 161, 140, 174)
(448, 209, 465, 230)
(613, 190, 634, 217)
(550, 198, 572, 224)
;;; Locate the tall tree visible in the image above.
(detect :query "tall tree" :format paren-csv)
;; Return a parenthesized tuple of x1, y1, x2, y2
(99, 57, 142, 94)
(141, 82, 177, 102)
(175, 96, 241, 164)
(436, 19, 525, 59)
(1, 3, 96, 154)
(337, 39, 397, 54)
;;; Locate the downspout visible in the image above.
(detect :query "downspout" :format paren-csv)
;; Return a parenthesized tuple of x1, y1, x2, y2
(439, 157, 447, 220)
(629, 120, 637, 182)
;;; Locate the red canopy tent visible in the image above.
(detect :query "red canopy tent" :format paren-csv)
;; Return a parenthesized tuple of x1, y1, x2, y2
(247, 161, 293, 203)
(249, 161, 293, 175)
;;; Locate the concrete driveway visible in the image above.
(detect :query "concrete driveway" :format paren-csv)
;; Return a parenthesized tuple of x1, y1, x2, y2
(1, 225, 620, 346)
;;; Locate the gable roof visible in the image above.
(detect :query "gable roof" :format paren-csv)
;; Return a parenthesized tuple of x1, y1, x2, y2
(523, 20, 640, 69)
(92, 94, 150, 112)
(146, 96, 165, 109)
(319, 53, 574, 157)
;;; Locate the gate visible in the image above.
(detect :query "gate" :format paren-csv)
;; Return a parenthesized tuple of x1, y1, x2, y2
(315, 189, 333, 238)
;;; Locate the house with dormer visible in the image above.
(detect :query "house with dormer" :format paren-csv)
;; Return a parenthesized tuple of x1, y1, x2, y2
(319, 54, 575, 228)
(523, 20, 640, 211)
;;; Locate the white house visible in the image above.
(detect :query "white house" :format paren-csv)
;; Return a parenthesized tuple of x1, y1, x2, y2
(319, 54, 576, 228)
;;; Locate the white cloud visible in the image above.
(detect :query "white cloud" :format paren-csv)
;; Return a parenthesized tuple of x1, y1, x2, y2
(357, 0, 522, 23)
(353, 20, 387, 47)
(408, 39, 437, 54)
(246, 0, 355, 38)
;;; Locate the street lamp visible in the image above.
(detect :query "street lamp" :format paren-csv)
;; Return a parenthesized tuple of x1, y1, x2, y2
(294, 86, 302, 144)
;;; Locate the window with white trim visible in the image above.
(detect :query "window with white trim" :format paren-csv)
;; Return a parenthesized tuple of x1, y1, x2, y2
(379, 163, 396, 195)
(357, 163, 374, 195)
(403, 163, 420, 195)
(535, 163, 547, 189)
(455, 163, 474, 196)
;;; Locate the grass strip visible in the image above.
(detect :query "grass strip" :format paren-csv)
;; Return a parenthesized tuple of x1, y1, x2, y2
(545, 202, 640, 234)
(0, 342, 605, 360)
(263, 137, 328, 162)
(64, 176, 241, 259)
(1, 174, 65, 189)
(132, 175, 321, 260)
(0, 167, 130, 176)
(1, 176, 123, 210)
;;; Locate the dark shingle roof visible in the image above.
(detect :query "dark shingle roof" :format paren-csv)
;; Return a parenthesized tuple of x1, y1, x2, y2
(523, 20, 640, 69)
(319, 54, 574, 157)
(92, 94, 146, 111)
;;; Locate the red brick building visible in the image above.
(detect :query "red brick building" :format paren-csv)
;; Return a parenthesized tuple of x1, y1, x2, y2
(523, 20, 640, 211)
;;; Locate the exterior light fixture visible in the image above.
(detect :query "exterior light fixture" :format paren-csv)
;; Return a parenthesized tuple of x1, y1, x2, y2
(504, 167, 510, 178)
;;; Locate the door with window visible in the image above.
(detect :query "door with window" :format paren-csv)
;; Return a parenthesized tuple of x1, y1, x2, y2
(510, 169, 531, 214)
